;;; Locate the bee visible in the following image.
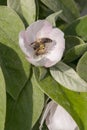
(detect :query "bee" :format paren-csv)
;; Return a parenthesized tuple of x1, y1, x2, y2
(30, 38, 52, 56)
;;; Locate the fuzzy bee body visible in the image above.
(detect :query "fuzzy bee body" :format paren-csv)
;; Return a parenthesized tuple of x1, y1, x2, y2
(30, 38, 52, 56)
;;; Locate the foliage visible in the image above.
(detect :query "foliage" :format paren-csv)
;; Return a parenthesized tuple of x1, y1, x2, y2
(0, 0, 87, 130)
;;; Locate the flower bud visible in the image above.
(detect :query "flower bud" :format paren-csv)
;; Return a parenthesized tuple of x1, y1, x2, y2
(40, 101, 79, 130)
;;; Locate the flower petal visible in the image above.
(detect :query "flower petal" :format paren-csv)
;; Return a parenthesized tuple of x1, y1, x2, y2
(26, 20, 52, 42)
(46, 101, 79, 130)
(19, 31, 34, 57)
(44, 60, 57, 67)
(26, 55, 55, 67)
(19, 20, 52, 58)
(45, 28, 65, 62)
(36, 20, 52, 39)
(39, 101, 54, 130)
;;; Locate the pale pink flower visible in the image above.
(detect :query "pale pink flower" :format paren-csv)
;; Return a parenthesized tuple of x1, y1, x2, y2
(19, 20, 65, 67)
(40, 101, 79, 130)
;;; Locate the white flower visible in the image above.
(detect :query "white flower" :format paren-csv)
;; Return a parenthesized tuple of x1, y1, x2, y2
(40, 101, 79, 130)
(19, 20, 65, 67)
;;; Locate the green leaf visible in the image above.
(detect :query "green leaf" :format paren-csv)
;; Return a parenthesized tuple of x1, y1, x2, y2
(50, 61, 87, 92)
(39, 1, 53, 19)
(0, 0, 7, 5)
(64, 90, 87, 130)
(46, 10, 62, 26)
(65, 36, 84, 52)
(34, 67, 87, 130)
(31, 71, 44, 127)
(32, 119, 48, 130)
(64, 44, 87, 63)
(75, 0, 87, 12)
(0, 43, 29, 100)
(7, 0, 36, 25)
(5, 77, 44, 130)
(0, 6, 31, 99)
(33, 67, 84, 130)
(0, 67, 6, 130)
(38, 67, 47, 80)
(63, 36, 87, 62)
(77, 52, 87, 82)
(63, 44, 87, 62)
(65, 16, 87, 41)
(41, 0, 79, 23)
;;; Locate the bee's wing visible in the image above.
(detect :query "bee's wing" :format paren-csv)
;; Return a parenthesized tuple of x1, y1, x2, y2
(41, 38, 52, 43)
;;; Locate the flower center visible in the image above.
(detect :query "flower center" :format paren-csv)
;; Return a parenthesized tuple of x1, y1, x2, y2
(30, 38, 52, 56)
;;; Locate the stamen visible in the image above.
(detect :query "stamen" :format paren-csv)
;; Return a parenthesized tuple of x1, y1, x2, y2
(30, 38, 52, 56)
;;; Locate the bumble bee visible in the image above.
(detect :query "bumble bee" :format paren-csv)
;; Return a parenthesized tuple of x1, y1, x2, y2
(30, 38, 52, 56)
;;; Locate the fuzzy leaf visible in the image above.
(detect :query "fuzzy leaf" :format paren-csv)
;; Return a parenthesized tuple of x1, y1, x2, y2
(65, 16, 87, 41)
(63, 36, 87, 62)
(46, 10, 62, 26)
(50, 61, 87, 92)
(5, 78, 44, 130)
(41, 0, 79, 23)
(0, 67, 6, 130)
(77, 52, 87, 82)
(65, 36, 85, 52)
(7, 0, 36, 25)
(0, 6, 31, 99)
